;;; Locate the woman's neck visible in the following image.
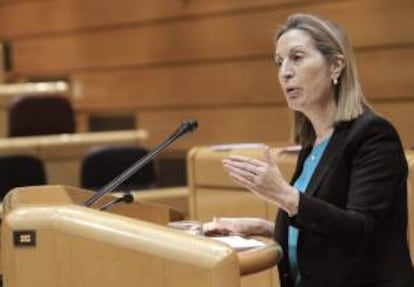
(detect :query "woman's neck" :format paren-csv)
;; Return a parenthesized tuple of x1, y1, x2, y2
(305, 100, 336, 143)
(314, 128, 333, 145)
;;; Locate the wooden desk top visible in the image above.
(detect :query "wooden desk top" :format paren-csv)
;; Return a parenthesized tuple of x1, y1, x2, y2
(0, 129, 148, 157)
(0, 81, 70, 107)
(0, 129, 148, 147)
(0, 130, 149, 186)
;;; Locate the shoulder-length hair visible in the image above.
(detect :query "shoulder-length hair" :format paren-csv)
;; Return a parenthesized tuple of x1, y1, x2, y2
(274, 13, 368, 147)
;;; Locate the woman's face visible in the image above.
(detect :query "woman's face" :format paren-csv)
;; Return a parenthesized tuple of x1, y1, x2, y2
(274, 29, 334, 114)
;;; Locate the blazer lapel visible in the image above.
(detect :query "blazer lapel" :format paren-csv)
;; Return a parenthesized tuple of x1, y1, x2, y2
(305, 126, 349, 196)
(290, 146, 311, 184)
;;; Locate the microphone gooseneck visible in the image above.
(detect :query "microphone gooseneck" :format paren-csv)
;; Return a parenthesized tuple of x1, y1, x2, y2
(82, 120, 198, 207)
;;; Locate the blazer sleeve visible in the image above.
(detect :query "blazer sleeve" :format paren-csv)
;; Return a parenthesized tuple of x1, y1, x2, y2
(292, 115, 408, 253)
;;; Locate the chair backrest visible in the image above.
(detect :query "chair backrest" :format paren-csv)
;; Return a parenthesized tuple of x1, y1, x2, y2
(8, 94, 75, 137)
(0, 155, 46, 200)
(81, 145, 157, 191)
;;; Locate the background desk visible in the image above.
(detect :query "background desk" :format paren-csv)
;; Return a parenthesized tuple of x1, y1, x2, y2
(0, 130, 148, 187)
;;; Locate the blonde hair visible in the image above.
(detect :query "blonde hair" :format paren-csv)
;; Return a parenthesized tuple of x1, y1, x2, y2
(275, 13, 368, 147)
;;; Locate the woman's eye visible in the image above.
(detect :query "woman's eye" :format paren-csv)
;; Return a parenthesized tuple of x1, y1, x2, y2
(274, 58, 283, 67)
(276, 60, 282, 67)
(292, 54, 303, 62)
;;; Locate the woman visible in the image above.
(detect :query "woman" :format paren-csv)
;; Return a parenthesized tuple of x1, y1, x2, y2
(205, 14, 413, 287)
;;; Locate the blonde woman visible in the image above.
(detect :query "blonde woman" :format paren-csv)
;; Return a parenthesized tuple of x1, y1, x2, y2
(206, 14, 413, 287)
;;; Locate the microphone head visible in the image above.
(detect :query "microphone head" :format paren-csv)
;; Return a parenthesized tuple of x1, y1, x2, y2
(185, 120, 198, 132)
(123, 193, 134, 204)
(180, 119, 198, 134)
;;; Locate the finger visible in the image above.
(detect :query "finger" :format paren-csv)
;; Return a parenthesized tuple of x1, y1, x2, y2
(228, 155, 265, 167)
(223, 159, 260, 175)
(223, 161, 259, 183)
(264, 146, 275, 167)
(228, 170, 255, 189)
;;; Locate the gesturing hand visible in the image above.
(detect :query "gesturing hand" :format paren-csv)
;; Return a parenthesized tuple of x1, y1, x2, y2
(222, 146, 299, 216)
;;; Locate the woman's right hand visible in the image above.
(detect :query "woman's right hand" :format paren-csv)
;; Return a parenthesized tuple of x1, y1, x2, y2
(203, 217, 274, 237)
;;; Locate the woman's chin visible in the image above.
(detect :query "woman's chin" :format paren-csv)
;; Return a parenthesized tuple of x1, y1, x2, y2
(287, 102, 303, 112)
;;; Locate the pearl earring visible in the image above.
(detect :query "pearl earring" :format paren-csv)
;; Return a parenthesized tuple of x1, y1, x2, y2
(333, 78, 338, 85)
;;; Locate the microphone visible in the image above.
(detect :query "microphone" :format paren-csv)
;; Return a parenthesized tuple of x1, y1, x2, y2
(82, 120, 198, 207)
(99, 193, 134, 211)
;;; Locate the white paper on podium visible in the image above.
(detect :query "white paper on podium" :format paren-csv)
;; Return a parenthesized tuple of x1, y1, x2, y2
(210, 236, 266, 251)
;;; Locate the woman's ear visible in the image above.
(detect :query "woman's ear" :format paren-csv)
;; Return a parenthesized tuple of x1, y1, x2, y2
(331, 54, 345, 82)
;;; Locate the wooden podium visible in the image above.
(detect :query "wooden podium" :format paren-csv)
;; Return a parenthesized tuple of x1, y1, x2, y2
(1, 186, 242, 287)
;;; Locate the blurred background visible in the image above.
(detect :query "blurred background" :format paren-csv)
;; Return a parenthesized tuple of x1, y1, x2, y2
(0, 0, 412, 188)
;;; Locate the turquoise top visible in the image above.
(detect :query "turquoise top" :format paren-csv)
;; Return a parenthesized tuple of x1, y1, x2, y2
(288, 137, 331, 286)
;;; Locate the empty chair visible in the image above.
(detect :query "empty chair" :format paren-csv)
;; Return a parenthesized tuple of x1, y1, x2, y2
(0, 154, 46, 200)
(8, 94, 75, 137)
(81, 145, 157, 192)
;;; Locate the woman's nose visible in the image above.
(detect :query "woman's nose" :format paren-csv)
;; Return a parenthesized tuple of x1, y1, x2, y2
(280, 62, 294, 80)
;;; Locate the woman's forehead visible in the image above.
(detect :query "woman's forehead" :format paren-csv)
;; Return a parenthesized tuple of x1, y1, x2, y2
(275, 29, 315, 55)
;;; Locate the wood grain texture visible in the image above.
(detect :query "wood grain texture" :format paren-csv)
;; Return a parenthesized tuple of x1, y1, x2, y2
(72, 59, 281, 109)
(71, 46, 414, 112)
(0, 0, 412, 153)
(0, 0, 328, 37)
(371, 101, 414, 147)
(9, 0, 414, 74)
(137, 105, 292, 149)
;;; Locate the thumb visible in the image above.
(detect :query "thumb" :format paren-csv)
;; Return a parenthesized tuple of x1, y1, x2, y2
(264, 146, 275, 167)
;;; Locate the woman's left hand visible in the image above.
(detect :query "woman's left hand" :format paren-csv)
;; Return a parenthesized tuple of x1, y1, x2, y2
(222, 146, 299, 216)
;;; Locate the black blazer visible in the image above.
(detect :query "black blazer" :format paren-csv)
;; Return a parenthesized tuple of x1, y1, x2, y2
(275, 110, 414, 287)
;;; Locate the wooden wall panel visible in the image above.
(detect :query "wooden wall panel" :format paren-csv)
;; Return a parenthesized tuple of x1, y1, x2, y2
(72, 59, 281, 110)
(72, 46, 414, 112)
(372, 101, 414, 147)
(137, 101, 414, 149)
(358, 47, 414, 100)
(137, 106, 292, 149)
(11, 13, 278, 73)
(0, 0, 322, 37)
(10, 0, 414, 74)
(0, 0, 412, 154)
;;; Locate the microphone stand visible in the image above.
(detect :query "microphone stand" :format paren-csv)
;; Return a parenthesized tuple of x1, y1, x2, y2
(99, 193, 134, 211)
(82, 120, 198, 207)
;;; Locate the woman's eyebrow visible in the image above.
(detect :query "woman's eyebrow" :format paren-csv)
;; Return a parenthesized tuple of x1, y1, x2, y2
(275, 45, 306, 56)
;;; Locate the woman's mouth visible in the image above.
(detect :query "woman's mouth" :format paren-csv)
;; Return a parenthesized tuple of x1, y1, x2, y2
(286, 87, 301, 98)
